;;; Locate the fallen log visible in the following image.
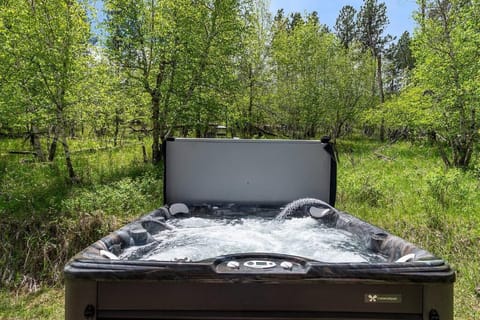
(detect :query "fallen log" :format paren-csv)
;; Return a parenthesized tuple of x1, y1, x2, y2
(8, 151, 37, 155)
(71, 142, 143, 155)
(374, 152, 395, 162)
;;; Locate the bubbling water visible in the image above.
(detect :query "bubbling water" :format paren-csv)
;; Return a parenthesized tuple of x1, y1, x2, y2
(119, 216, 386, 263)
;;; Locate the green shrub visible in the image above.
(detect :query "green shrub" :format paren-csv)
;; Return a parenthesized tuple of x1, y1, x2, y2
(346, 174, 384, 207)
(62, 172, 162, 218)
(425, 168, 470, 209)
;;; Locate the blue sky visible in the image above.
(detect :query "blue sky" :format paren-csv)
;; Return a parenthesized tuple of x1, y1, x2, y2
(269, 0, 418, 39)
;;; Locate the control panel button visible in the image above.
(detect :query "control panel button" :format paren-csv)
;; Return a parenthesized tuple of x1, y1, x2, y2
(226, 261, 240, 269)
(243, 260, 276, 269)
(280, 261, 293, 270)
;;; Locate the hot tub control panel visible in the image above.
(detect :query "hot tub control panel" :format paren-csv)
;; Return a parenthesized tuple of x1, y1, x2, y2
(244, 260, 276, 269)
(217, 258, 303, 273)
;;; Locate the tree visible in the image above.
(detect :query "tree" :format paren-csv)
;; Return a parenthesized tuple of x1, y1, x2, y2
(0, 0, 91, 181)
(271, 15, 324, 138)
(327, 42, 376, 140)
(411, 0, 480, 167)
(105, 0, 246, 162)
(395, 31, 415, 71)
(234, 0, 272, 138)
(357, 0, 392, 103)
(105, 0, 177, 164)
(72, 47, 148, 146)
(307, 11, 320, 26)
(335, 5, 357, 50)
(176, 0, 245, 138)
(383, 31, 415, 95)
(288, 12, 304, 31)
(271, 14, 375, 140)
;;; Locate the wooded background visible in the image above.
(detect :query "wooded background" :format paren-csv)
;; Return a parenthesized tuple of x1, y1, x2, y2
(1, 0, 478, 177)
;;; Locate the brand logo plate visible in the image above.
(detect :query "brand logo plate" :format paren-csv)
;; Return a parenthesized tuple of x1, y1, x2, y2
(364, 294, 402, 304)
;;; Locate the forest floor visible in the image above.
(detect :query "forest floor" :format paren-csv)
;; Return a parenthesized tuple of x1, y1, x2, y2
(0, 136, 479, 319)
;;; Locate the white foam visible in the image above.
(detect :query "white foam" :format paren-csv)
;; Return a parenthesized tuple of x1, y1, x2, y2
(120, 217, 386, 263)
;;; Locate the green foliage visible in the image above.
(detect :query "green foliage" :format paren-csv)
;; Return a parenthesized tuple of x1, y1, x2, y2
(0, 0, 93, 178)
(62, 171, 161, 217)
(346, 173, 385, 207)
(105, 0, 247, 161)
(411, 0, 480, 167)
(425, 168, 470, 209)
(356, 0, 392, 103)
(371, 85, 440, 129)
(232, 0, 273, 138)
(271, 16, 375, 139)
(2, 0, 390, 168)
(383, 31, 415, 95)
(394, 31, 415, 71)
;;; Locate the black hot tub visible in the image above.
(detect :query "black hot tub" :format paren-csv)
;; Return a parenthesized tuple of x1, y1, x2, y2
(64, 138, 454, 320)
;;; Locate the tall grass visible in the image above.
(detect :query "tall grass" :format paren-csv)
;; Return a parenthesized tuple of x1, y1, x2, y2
(0, 139, 162, 289)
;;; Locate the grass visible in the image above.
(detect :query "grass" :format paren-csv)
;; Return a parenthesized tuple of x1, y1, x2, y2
(1, 136, 479, 319)
(0, 138, 163, 289)
(0, 289, 63, 320)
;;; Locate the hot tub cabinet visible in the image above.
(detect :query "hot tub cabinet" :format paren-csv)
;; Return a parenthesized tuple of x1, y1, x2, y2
(65, 138, 454, 320)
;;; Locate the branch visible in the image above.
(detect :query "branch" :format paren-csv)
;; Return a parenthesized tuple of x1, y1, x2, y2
(34, 61, 57, 105)
(374, 152, 395, 162)
(8, 150, 37, 155)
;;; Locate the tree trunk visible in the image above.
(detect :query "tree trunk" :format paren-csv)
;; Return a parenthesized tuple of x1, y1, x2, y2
(420, 0, 426, 28)
(247, 64, 254, 139)
(48, 125, 59, 161)
(113, 108, 121, 147)
(142, 143, 148, 163)
(363, 124, 375, 137)
(376, 54, 385, 142)
(181, 126, 189, 137)
(380, 117, 385, 142)
(30, 124, 46, 162)
(428, 130, 437, 146)
(332, 110, 345, 141)
(377, 54, 385, 103)
(195, 112, 202, 138)
(56, 109, 77, 181)
(151, 95, 162, 164)
(60, 132, 77, 181)
(452, 135, 474, 168)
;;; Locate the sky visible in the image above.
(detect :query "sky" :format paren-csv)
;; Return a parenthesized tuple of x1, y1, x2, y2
(269, 0, 418, 39)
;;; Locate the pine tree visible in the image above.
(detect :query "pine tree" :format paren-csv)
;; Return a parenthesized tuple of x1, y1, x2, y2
(356, 0, 392, 103)
(395, 31, 414, 71)
(334, 5, 357, 49)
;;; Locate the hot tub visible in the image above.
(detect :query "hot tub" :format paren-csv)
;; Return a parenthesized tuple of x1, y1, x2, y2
(64, 138, 454, 320)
